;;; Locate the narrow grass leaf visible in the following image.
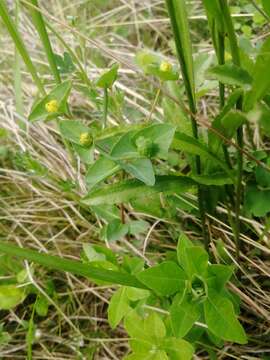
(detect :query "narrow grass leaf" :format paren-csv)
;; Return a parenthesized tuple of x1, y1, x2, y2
(0, 0, 45, 94)
(0, 241, 146, 289)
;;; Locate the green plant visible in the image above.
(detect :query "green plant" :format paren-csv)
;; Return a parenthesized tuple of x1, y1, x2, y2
(2, 0, 270, 357)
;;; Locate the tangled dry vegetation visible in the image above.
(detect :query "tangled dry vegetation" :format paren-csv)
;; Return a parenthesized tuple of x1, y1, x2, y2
(0, 0, 270, 359)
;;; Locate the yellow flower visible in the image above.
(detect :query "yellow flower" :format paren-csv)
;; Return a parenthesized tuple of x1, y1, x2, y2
(45, 99, 59, 113)
(159, 61, 172, 72)
(79, 132, 93, 147)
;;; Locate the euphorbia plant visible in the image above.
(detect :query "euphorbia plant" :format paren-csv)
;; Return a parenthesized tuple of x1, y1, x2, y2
(4, 0, 270, 357)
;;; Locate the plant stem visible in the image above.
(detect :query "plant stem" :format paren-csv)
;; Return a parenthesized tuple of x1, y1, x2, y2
(166, 0, 209, 249)
(14, 0, 24, 120)
(220, 0, 243, 258)
(103, 87, 109, 129)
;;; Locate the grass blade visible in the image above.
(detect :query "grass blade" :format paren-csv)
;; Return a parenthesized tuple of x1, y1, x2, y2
(165, 0, 209, 249)
(0, 0, 45, 95)
(28, 0, 61, 84)
(0, 241, 145, 289)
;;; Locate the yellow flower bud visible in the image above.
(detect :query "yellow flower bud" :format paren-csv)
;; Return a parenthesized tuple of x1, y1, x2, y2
(45, 99, 59, 113)
(159, 61, 172, 72)
(79, 132, 93, 147)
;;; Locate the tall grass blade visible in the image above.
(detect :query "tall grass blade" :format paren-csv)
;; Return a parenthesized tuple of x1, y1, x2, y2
(165, 0, 209, 249)
(220, 0, 243, 259)
(28, 0, 61, 84)
(0, 0, 45, 95)
(14, 0, 24, 118)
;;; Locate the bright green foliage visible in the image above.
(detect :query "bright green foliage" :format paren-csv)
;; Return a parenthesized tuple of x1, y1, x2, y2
(82, 175, 195, 206)
(29, 81, 72, 121)
(207, 64, 252, 87)
(86, 156, 120, 188)
(262, 0, 270, 18)
(0, 285, 25, 310)
(136, 261, 187, 296)
(108, 287, 130, 329)
(96, 63, 119, 88)
(244, 37, 270, 111)
(59, 120, 93, 146)
(170, 293, 200, 338)
(123, 310, 194, 360)
(204, 289, 247, 344)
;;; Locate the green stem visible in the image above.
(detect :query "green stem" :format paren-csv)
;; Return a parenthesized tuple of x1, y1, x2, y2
(166, 0, 209, 250)
(0, 0, 45, 95)
(103, 87, 109, 129)
(14, 0, 24, 119)
(220, 0, 243, 258)
(0, 240, 146, 289)
(28, 0, 61, 84)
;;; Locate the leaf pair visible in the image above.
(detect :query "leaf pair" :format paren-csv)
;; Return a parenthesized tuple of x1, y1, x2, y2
(123, 310, 194, 360)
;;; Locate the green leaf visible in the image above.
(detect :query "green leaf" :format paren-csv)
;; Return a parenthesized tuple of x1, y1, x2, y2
(147, 63, 179, 81)
(244, 37, 270, 111)
(165, 0, 195, 100)
(121, 158, 155, 186)
(245, 185, 270, 217)
(29, 81, 72, 122)
(136, 261, 187, 296)
(134, 124, 176, 159)
(96, 63, 119, 88)
(202, 0, 224, 32)
(177, 234, 208, 279)
(59, 120, 90, 145)
(181, 246, 209, 279)
(83, 243, 106, 262)
(54, 52, 75, 74)
(82, 175, 195, 206)
(128, 220, 149, 236)
(173, 132, 234, 179)
(73, 143, 94, 164)
(207, 264, 234, 292)
(35, 296, 49, 317)
(162, 337, 194, 360)
(86, 156, 120, 188)
(209, 90, 244, 154)
(104, 219, 129, 242)
(124, 310, 146, 340)
(108, 287, 130, 329)
(220, 111, 247, 138)
(191, 173, 234, 186)
(255, 164, 270, 188)
(177, 233, 193, 265)
(144, 312, 166, 340)
(262, 0, 270, 18)
(126, 287, 150, 301)
(204, 288, 247, 344)
(135, 50, 160, 73)
(110, 131, 138, 160)
(207, 64, 252, 87)
(0, 241, 145, 289)
(170, 294, 200, 338)
(0, 285, 25, 310)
